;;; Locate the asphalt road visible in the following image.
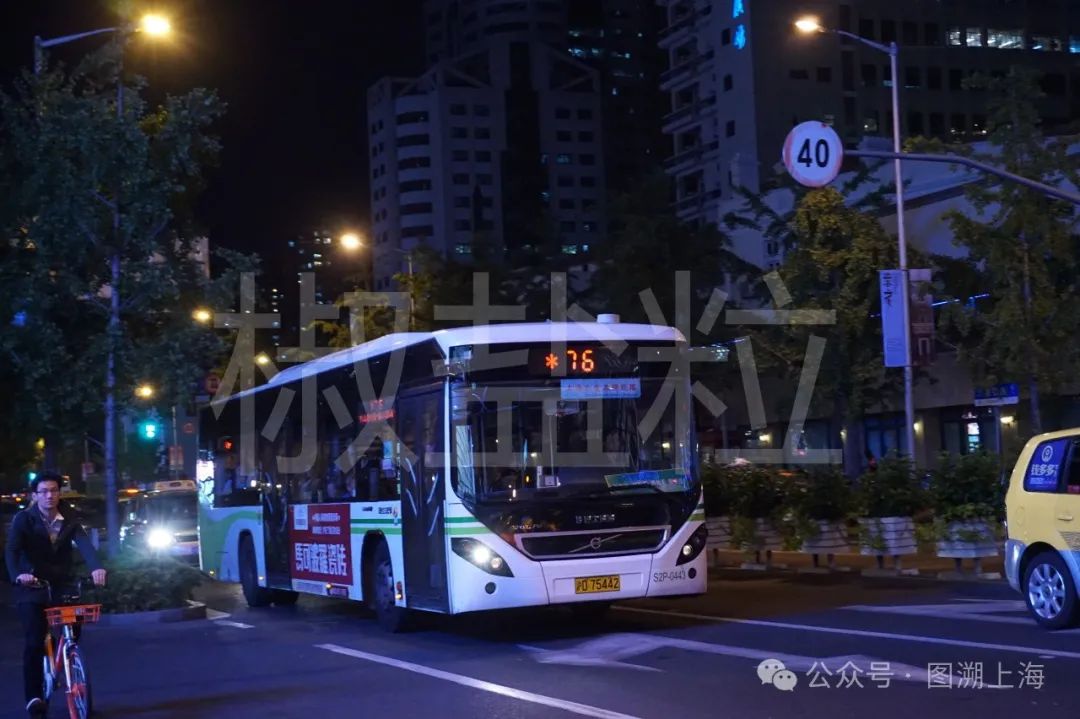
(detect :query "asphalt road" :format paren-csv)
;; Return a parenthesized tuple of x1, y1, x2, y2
(2, 571, 1078, 719)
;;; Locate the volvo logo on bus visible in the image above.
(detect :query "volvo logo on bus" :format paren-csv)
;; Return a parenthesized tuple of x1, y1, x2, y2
(574, 533, 623, 553)
(575, 513, 616, 525)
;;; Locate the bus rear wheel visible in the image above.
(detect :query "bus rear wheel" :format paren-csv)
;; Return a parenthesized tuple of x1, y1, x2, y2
(368, 540, 410, 632)
(239, 535, 272, 608)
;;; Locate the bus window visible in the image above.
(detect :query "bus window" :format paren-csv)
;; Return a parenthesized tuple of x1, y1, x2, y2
(380, 438, 400, 500)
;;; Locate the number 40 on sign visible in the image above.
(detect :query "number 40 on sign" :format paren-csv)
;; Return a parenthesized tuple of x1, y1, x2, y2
(782, 121, 844, 187)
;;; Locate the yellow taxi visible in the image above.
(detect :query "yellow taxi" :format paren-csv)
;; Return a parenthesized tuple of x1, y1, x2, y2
(1004, 428, 1080, 629)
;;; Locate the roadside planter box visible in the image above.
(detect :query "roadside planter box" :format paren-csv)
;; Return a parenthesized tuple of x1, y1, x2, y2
(936, 519, 999, 558)
(927, 453, 1004, 578)
(734, 517, 785, 569)
(738, 518, 784, 552)
(858, 516, 917, 557)
(704, 516, 732, 554)
(801, 520, 850, 562)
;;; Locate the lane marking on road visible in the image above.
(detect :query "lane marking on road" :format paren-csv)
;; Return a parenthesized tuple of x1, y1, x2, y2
(214, 619, 255, 629)
(520, 633, 935, 684)
(316, 642, 641, 719)
(206, 609, 231, 620)
(614, 607, 1080, 660)
(843, 600, 1037, 626)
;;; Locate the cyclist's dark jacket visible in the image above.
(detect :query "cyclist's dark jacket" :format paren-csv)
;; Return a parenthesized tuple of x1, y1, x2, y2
(5, 506, 103, 603)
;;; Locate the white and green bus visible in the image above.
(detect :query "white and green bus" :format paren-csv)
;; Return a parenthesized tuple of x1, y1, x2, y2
(196, 319, 707, 630)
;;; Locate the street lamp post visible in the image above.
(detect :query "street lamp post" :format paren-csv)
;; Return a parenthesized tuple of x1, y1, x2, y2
(33, 13, 171, 556)
(796, 17, 916, 465)
(392, 248, 415, 331)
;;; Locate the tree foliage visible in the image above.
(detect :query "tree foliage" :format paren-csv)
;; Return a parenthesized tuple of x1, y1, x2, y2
(925, 68, 1080, 434)
(587, 171, 755, 338)
(727, 171, 905, 474)
(0, 44, 249, 480)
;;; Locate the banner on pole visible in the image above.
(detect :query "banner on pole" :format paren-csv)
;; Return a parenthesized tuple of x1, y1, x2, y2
(879, 270, 906, 367)
(909, 269, 936, 366)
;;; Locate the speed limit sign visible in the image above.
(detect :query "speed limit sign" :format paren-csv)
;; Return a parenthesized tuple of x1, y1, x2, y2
(782, 121, 844, 187)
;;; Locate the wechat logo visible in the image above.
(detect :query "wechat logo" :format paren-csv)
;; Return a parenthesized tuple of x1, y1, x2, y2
(758, 658, 798, 692)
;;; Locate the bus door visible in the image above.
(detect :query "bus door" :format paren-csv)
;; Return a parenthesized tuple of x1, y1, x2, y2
(397, 388, 449, 612)
(262, 479, 292, 588)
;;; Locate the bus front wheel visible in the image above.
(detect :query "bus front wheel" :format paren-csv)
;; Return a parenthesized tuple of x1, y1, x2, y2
(239, 535, 272, 608)
(368, 540, 410, 632)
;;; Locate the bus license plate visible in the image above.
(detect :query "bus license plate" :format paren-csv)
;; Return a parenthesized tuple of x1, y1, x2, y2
(574, 575, 620, 594)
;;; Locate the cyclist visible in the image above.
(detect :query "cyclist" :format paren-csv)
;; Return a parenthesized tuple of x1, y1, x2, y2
(5, 472, 106, 716)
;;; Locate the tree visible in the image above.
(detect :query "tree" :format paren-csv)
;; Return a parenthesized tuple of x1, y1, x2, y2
(0, 43, 236, 550)
(728, 173, 907, 475)
(588, 171, 755, 330)
(926, 68, 1080, 436)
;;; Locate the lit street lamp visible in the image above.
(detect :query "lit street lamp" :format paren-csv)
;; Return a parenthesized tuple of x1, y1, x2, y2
(339, 232, 415, 329)
(192, 308, 212, 324)
(795, 15, 916, 463)
(33, 13, 172, 556)
(339, 232, 363, 252)
(134, 384, 155, 399)
(33, 13, 171, 76)
(255, 352, 271, 366)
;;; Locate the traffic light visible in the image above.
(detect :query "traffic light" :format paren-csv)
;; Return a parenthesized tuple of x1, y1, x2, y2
(139, 420, 160, 440)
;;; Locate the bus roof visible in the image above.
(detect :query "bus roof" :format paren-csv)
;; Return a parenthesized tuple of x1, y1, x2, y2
(216, 321, 684, 405)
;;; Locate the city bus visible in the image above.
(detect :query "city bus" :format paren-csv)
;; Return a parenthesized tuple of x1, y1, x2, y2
(196, 319, 707, 630)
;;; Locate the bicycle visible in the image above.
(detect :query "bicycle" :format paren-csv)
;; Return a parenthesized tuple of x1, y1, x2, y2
(35, 578, 100, 719)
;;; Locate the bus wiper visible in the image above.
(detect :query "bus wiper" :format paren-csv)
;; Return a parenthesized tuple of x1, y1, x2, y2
(605, 484, 666, 495)
(567, 483, 666, 499)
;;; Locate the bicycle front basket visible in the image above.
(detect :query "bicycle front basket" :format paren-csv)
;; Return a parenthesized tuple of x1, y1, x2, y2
(44, 604, 102, 627)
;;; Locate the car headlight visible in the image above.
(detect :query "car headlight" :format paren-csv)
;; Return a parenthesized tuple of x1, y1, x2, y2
(147, 527, 176, 549)
(451, 537, 513, 577)
(675, 524, 708, 565)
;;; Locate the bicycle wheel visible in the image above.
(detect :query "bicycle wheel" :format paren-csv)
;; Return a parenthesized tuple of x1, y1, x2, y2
(65, 645, 92, 719)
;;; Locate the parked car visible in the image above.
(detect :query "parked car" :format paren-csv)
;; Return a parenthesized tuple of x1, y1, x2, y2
(120, 480, 199, 563)
(1005, 429, 1080, 629)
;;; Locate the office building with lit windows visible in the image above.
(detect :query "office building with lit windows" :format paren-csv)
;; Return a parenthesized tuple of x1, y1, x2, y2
(657, 0, 1080, 235)
(660, 1, 1080, 471)
(367, 1, 671, 290)
(262, 229, 348, 354)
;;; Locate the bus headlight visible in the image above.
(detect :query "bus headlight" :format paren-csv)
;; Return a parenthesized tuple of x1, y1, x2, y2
(147, 527, 176, 549)
(675, 524, 708, 565)
(451, 538, 513, 577)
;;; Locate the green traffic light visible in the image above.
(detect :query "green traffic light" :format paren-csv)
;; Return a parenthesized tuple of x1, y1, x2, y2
(140, 421, 159, 440)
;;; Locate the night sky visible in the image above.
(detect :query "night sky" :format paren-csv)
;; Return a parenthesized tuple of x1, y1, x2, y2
(0, 0, 426, 254)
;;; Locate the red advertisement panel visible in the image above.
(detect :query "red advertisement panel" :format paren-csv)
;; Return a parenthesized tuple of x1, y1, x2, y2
(288, 504, 353, 584)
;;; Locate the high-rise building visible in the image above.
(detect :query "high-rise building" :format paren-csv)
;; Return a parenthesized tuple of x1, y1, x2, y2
(657, 0, 1080, 227)
(368, 1, 673, 289)
(564, 1, 669, 190)
(368, 3, 611, 290)
(265, 229, 363, 352)
(288, 229, 337, 305)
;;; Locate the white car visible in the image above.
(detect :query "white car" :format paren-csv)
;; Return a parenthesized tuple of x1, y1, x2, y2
(120, 484, 199, 563)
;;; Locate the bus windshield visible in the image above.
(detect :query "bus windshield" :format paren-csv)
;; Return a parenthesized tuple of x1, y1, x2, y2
(144, 493, 198, 523)
(451, 378, 695, 503)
